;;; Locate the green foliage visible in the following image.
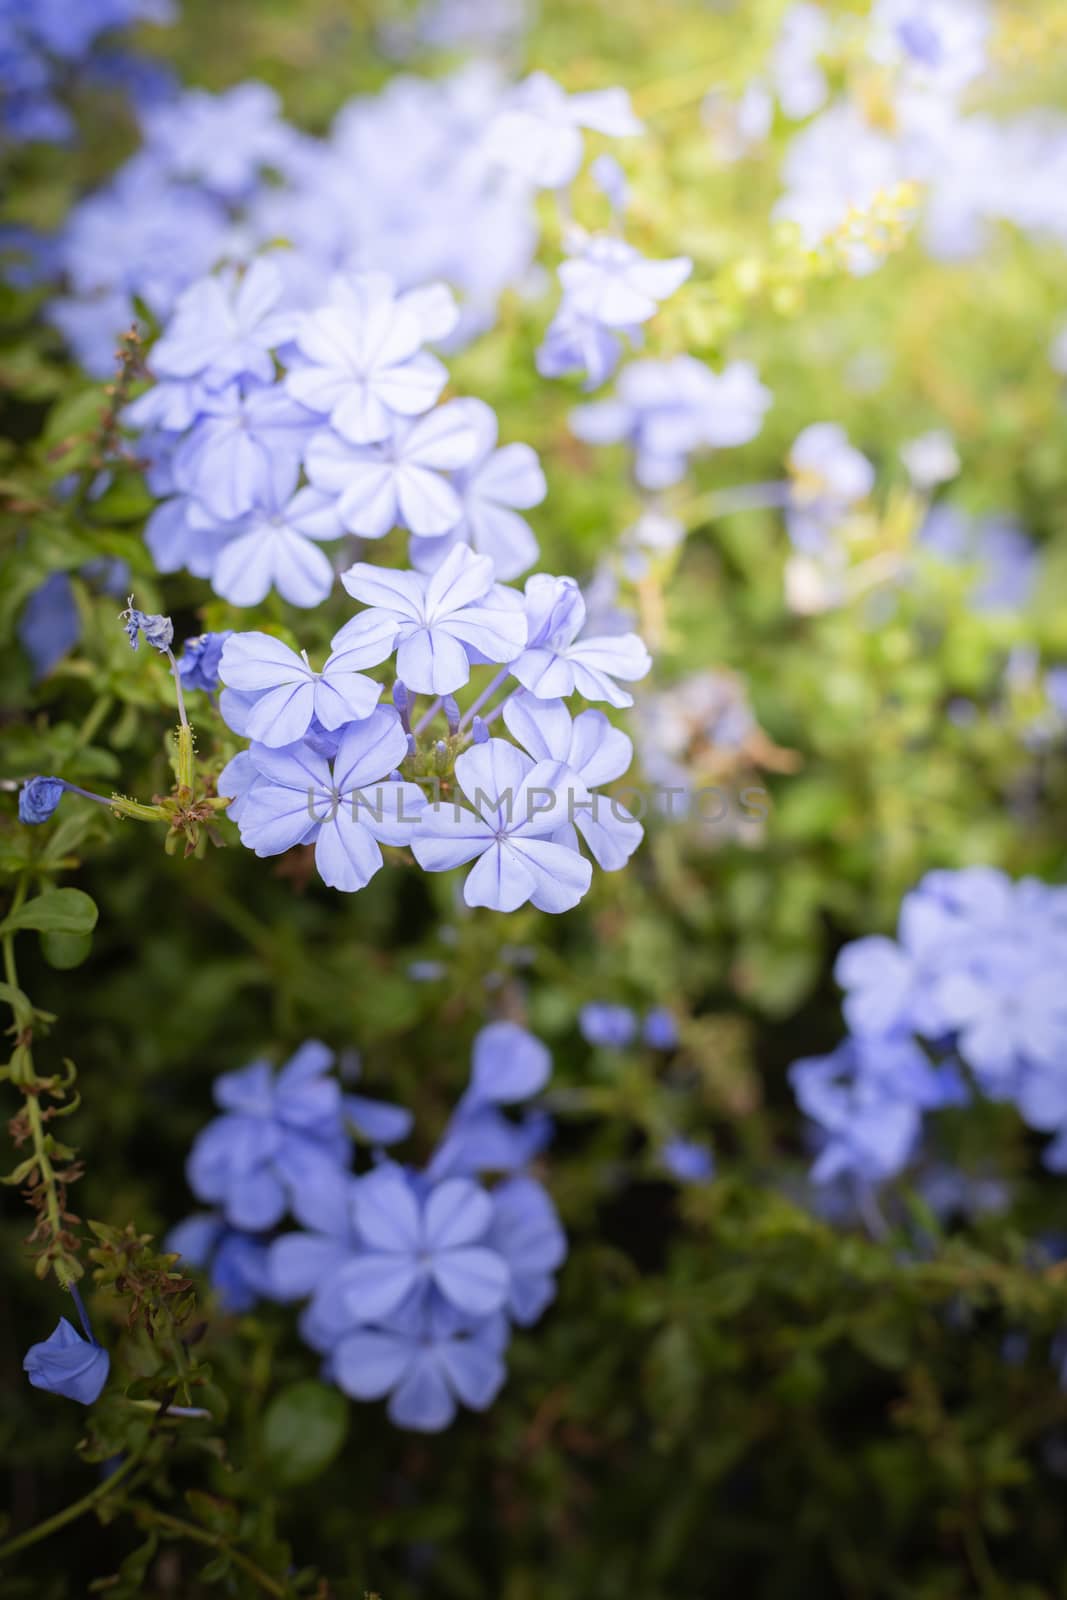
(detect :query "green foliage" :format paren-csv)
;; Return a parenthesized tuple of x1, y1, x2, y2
(262, 1383, 350, 1487)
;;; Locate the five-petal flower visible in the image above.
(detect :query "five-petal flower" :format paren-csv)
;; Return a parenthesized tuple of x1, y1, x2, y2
(411, 737, 593, 912)
(332, 544, 527, 695)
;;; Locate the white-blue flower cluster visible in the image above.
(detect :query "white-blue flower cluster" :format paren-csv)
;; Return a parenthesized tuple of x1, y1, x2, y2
(127, 257, 552, 600)
(790, 868, 1067, 1187)
(170, 1024, 567, 1433)
(46, 66, 548, 376)
(23, 41, 678, 914)
(216, 561, 650, 910)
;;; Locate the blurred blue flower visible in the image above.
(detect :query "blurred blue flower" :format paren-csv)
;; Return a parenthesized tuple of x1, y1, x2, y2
(150, 258, 293, 390)
(305, 401, 479, 540)
(332, 1288, 509, 1432)
(428, 1021, 552, 1180)
(485, 71, 642, 190)
(17, 573, 80, 678)
(166, 1212, 275, 1313)
(661, 1137, 715, 1185)
(643, 1008, 679, 1051)
(785, 423, 874, 553)
(286, 271, 450, 446)
(570, 356, 770, 489)
(341, 1165, 510, 1321)
(408, 398, 545, 581)
(172, 381, 318, 523)
(579, 1003, 638, 1049)
(487, 1176, 567, 1325)
(186, 1041, 353, 1231)
(558, 237, 690, 329)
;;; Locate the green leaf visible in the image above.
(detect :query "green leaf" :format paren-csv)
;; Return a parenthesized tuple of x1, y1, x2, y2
(185, 1490, 239, 1537)
(0, 980, 34, 1028)
(0, 887, 98, 937)
(198, 1555, 233, 1583)
(40, 929, 93, 969)
(261, 1380, 348, 1486)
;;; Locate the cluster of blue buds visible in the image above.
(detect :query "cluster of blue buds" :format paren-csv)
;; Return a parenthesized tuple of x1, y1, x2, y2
(169, 1023, 566, 1432)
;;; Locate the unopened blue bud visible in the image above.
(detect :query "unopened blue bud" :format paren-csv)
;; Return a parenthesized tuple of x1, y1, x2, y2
(19, 776, 65, 824)
(443, 695, 461, 733)
(178, 631, 231, 693)
(472, 716, 489, 745)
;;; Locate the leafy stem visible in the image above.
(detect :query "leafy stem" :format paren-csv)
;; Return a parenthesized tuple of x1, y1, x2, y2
(1, 874, 81, 1285)
(128, 1506, 292, 1598)
(0, 1443, 145, 1564)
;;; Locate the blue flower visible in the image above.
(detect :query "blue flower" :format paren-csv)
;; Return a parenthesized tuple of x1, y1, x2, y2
(790, 1038, 926, 1185)
(172, 381, 319, 523)
(150, 258, 293, 390)
(570, 357, 770, 489)
(332, 545, 527, 696)
(166, 1213, 275, 1313)
(919, 507, 1037, 612)
(661, 1137, 715, 1184)
(340, 1165, 510, 1321)
(408, 399, 545, 581)
(591, 153, 629, 214)
(512, 575, 651, 708)
(218, 632, 381, 748)
(139, 81, 292, 201)
(643, 1008, 679, 1050)
(411, 737, 593, 913)
(558, 237, 691, 329)
(485, 71, 643, 190)
(285, 271, 451, 445)
(18, 572, 80, 679)
(785, 424, 875, 553)
(268, 1168, 363, 1308)
(305, 400, 480, 540)
(332, 1289, 509, 1433)
(502, 692, 643, 870)
(233, 709, 425, 893)
(24, 1316, 109, 1405)
(535, 299, 629, 390)
(428, 1021, 552, 1180)
(487, 1176, 567, 1325)
(579, 1003, 638, 1049)
(177, 630, 232, 695)
(18, 776, 66, 824)
(186, 1041, 352, 1231)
